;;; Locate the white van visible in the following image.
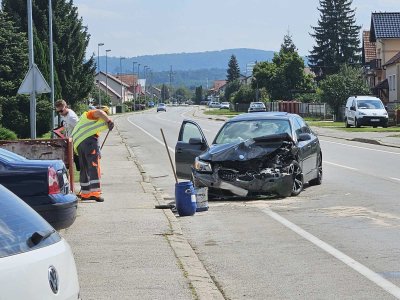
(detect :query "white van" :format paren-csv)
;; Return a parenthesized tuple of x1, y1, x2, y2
(344, 96, 388, 128)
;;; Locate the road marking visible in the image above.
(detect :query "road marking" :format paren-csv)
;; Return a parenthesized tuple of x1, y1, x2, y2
(321, 140, 400, 155)
(390, 177, 400, 182)
(260, 207, 400, 298)
(127, 117, 175, 153)
(324, 161, 358, 170)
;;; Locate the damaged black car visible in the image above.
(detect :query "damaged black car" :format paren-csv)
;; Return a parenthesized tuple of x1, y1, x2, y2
(175, 112, 322, 198)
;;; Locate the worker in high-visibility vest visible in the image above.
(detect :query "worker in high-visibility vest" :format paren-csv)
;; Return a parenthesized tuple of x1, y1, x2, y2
(71, 108, 114, 202)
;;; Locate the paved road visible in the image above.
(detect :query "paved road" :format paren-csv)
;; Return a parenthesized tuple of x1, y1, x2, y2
(114, 106, 400, 299)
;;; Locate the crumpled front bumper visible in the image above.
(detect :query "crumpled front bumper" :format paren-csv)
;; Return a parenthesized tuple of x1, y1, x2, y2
(192, 167, 294, 197)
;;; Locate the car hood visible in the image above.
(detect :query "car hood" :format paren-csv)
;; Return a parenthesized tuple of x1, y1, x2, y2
(358, 108, 386, 115)
(199, 133, 294, 162)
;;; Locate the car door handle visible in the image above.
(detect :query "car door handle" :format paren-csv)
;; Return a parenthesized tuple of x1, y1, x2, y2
(176, 149, 183, 153)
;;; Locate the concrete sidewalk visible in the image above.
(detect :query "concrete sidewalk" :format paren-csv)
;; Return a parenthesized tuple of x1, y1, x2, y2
(63, 128, 223, 300)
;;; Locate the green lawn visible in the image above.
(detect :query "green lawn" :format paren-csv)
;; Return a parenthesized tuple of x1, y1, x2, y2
(203, 109, 239, 117)
(307, 121, 400, 132)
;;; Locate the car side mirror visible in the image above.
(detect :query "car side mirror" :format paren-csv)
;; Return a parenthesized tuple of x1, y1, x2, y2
(298, 133, 311, 142)
(350, 106, 356, 111)
(189, 137, 204, 145)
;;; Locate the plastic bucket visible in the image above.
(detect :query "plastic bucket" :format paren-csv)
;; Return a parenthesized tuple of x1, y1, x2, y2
(195, 187, 209, 212)
(175, 181, 197, 216)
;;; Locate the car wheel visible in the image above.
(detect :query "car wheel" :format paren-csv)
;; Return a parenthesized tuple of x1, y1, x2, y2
(355, 118, 361, 128)
(309, 152, 322, 186)
(289, 161, 303, 196)
(345, 118, 350, 128)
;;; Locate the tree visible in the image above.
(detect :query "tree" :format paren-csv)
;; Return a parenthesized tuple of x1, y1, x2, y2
(0, 11, 29, 137)
(161, 84, 169, 101)
(319, 65, 369, 120)
(195, 86, 203, 104)
(309, 0, 361, 77)
(281, 32, 297, 53)
(173, 86, 191, 103)
(2, 0, 96, 107)
(232, 85, 256, 104)
(226, 54, 240, 82)
(224, 80, 241, 102)
(253, 35, 314, 100)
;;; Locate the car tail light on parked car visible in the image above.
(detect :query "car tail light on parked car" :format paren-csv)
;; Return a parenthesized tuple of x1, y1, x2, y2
(48, 167, 61, 194)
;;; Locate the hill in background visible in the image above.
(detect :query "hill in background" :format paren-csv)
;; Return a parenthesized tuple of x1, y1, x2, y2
(98, 48, 307, 88)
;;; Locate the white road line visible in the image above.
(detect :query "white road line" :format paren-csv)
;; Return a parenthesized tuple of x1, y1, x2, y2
(260, 207, 400, 299)
(321, 139, 400, 155)
(390, 177, 400, 182)
(324, 161, 358, 170)
(127, 117, 175, 153)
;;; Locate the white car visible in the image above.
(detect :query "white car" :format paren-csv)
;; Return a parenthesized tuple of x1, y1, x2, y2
(248, 102, 267, 113)
(208, 101, 221, 108)
(0, 184, 80, 300)
(344, 95, 388, 128)
(219, 102, 230, 109)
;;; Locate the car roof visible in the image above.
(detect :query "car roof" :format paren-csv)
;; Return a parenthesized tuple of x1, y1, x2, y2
(227, 112, 293, 122)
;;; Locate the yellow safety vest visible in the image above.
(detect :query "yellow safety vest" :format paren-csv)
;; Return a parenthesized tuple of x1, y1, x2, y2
(71, 112, 108, 152)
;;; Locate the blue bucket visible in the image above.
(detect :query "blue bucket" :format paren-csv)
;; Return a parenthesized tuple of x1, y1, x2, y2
(175, 181, 197, 216)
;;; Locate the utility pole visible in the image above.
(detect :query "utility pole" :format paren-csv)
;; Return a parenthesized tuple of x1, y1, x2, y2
(169, 65, 173, 102)
(132, 61, 137, 111)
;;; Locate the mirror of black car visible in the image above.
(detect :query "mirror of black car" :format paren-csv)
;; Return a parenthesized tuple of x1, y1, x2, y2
(298, 133, 311, 142)
(189, 137, 203, 145)
(350, 106, 356, 111)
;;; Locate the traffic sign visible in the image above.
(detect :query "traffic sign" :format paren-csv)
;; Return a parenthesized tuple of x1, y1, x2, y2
(18, 64, 51, 95)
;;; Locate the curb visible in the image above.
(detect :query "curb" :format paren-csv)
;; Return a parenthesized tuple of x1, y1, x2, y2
(124, 138, 225, 300)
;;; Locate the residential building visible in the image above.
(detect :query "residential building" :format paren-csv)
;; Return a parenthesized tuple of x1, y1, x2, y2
(367, 12, 400, 102)
(384, 52, 400, 102)
(95, 72, 132, 105)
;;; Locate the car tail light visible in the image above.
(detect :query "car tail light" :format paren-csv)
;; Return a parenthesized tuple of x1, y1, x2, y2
(48, 167, 61, 194)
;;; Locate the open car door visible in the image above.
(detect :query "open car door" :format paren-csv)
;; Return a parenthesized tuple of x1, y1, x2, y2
(175, 120, 209, 180)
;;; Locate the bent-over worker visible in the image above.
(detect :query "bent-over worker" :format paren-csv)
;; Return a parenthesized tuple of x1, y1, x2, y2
(71, 108, 114, 202)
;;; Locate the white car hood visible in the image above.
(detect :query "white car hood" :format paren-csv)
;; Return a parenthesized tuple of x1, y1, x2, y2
(358, 108, 386, 116)
(0, 238, 79, 300)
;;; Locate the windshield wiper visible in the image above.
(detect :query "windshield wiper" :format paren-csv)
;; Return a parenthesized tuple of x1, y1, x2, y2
(27, 229, 56, 247)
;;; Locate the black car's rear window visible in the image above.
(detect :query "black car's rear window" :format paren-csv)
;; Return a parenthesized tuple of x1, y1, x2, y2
(0, 185, 61, 258)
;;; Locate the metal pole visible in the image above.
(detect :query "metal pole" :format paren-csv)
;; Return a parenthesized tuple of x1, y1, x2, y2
(137, 63, 140, 110)
(49, 0, 55, 134)
(119, 57, 125, 106)
(143, 65, 148, 104)
(105, 49, 111, 106)
(97, 43, 104, 106)
(27, 0, 36, 138)
(132, 61, 136, 110)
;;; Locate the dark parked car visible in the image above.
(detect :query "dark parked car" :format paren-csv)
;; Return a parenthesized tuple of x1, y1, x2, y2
(0, 148, 77, 230)
(175, 112, 322, 198)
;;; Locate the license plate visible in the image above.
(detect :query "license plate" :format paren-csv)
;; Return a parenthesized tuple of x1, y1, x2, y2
(63, 173, 69, 184)
(371, 119, 379, 122)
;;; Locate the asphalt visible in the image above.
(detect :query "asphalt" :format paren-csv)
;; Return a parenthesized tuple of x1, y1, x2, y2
(62, 107, 400, 300)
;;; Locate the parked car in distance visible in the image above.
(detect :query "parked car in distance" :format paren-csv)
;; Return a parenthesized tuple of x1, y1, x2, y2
(147, 101, 155, 108)
(0, 184, 80, 299)
(344, 95, 388, 128)
(175, 112, 322, 198)
(220, 102, 230, 110)
(248, 102, 267, 113)
(208, 101, 221, 108)
(0, 148, 77, 230)
(157, 103, 167, 112)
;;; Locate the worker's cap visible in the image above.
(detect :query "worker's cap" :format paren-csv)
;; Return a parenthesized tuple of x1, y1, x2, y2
(98, 105, 110, 115)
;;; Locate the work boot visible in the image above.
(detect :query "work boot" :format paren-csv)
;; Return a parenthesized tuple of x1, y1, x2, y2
(87, 195, 104, 202)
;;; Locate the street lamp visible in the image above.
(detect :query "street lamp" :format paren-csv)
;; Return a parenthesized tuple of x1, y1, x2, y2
(132, 61, 137, 110)
(119, 57, 125, 106)
(143, 65, 148, 104)
(137, 63, 141, 105)
(105, 49, 111, 107)
(97, 42, 104, 106)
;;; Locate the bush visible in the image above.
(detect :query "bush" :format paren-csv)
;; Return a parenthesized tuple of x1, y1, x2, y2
(0, 127, 17, 140)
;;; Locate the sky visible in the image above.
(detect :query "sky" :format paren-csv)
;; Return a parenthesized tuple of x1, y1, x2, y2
(74, 0, 399, 58)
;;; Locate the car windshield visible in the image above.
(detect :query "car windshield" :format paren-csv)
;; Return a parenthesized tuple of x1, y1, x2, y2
(214, 119, 292, 144)
(251, 102, 265, 108)
(356, 100, 383, 109)
(158, 103, 165, 107)
(0, 185, 60, 258)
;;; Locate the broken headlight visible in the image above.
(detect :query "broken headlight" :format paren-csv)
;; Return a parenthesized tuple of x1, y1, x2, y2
(194, 157, 212, 172)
